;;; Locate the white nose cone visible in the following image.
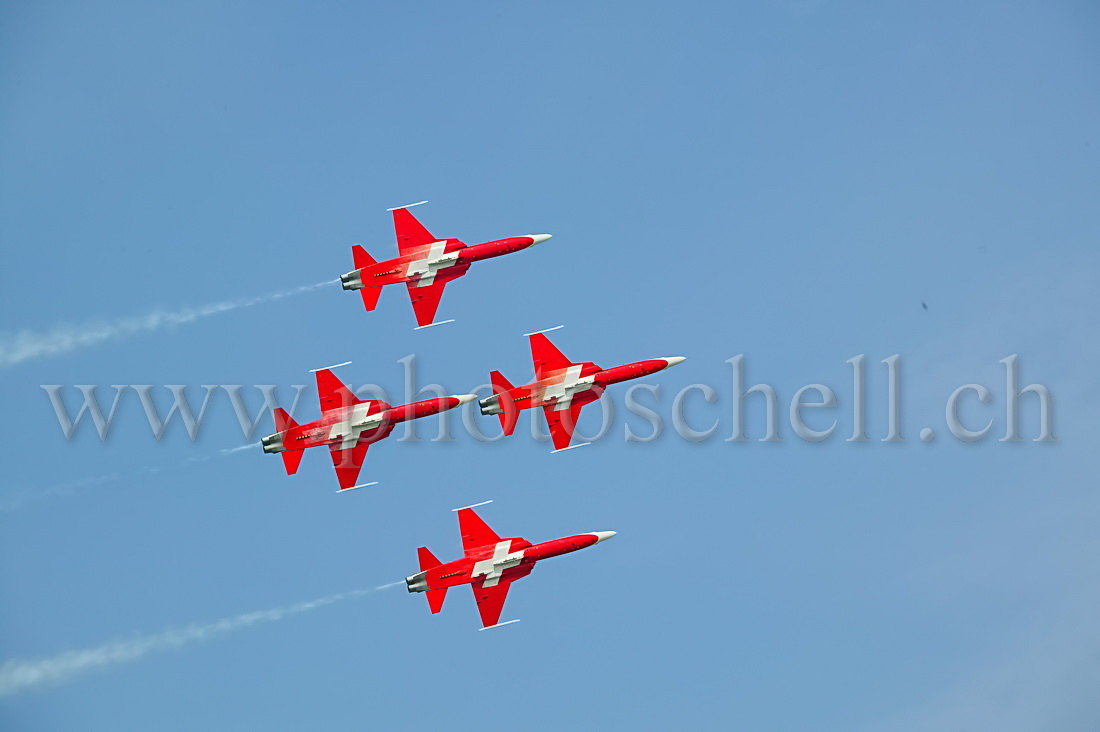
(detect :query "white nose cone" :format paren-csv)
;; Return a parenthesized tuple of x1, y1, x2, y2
(661, 356, 686, 368)
(453, 393, 479, 406)
(526, 234, 553, 246)
(591, 531, 617, 543)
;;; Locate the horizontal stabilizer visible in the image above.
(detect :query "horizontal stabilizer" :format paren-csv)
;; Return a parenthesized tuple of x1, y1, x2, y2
(273, 407, 299, 433)
(426, 587, 447, 614)
(281, 449, 304, 475)
(489, 371, 518, 436)
(272, 408, 304, 474)
(478, 619, 521, 631)
(489, 370, 515, 392)
(349, 247, 381, 309)
(418, 546, 442, 571)
(417, 547, 447, 613)
(352, 245, 377, 270)
(359, 286, 383, 311)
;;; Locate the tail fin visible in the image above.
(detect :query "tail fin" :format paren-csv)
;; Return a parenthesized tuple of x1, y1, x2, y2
(273, 408, 304, 475)
(489, 370, 519, 436)
(351, 246, 383, 311)
(352, 245, 377, 269)
(273, 407, 298, 433)
(417, 547, 447, 614)
(281, 449, 304, 475)
(359, 286, 382, 311)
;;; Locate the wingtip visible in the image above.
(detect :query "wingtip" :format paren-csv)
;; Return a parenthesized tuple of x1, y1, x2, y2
(452, 499, 493, 512)
(386, 200, 429, 211)
(336, 481, 379, 493)
(309, 360, 353, 373)
(413, 319, 456, 330)
(552, 442, 591, 454)
(523, 325, 565, 337)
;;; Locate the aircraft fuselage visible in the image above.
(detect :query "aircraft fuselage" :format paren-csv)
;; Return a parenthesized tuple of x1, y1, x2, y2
(481, 357, 685, 416)
(261, 395, 471, 454)
(406, 532, 616, 594)
(340, 236, 545, 291)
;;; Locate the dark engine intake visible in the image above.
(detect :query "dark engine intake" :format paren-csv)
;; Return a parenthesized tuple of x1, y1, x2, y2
(260, 433, 285, 454)
(479, 394, 502, 416)
(405, 571, 429, 593)
(340, 270, 363, 291)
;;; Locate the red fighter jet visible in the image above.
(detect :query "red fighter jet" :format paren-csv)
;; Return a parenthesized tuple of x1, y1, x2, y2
(406, 501, 616, 630)
(478, 326, 686, 451)
(339, 201, 552, 329)
(260, 362, 476, 491)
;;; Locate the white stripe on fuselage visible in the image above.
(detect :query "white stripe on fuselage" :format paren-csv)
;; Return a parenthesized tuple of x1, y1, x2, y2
(471, 541, 526, 588)
(541, 365, 595, 411)
(328, 402, 383, 450)
(407, 241, 460, 287)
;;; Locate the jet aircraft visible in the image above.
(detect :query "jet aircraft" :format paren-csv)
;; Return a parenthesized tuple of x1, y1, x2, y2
(339, 202, 552, 328)
(478, 327, 685, 450)
(406, 502, 616, 629)
(261, 363, 476, 491)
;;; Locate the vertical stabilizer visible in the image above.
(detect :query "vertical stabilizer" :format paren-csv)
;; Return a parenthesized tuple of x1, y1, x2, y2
(489, 370, 519, 436)
(417, 547, 447, 613)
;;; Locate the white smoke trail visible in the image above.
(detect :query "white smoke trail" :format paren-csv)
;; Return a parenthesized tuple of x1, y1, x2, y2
(0, 472, 123, 512)
(0, 582, 402, 697)
(0, 443, 260, 512)
(0, 280, 338, 369)
(184, 442, 261, 463)
(218, 442, 260, 456)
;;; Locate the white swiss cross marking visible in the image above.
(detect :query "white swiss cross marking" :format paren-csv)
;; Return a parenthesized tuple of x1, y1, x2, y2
(328, 403, 381, 450)
(541, 365, 595, 411)
(406, 241, 459, 287)
(471, 541, 525, 588)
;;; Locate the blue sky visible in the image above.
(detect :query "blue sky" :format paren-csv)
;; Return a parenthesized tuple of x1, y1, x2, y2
(1, 2, 1098, 730)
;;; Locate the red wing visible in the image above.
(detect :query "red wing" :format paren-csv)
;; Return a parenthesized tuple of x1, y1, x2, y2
(405, 280, 448, 327)
(529, 333, 575, 380)
(405, 262, 470, 326)
(457, 507, 502, 556)
(472, 579, 513, 628)
(543, 401, 585, 451)
(329, 439, 370, 490)
(393, 207, 437, 257)
(315, 369, 359, 413)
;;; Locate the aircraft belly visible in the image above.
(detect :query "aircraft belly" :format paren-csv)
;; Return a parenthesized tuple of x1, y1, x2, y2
(406, 240, 461, 288)
(471, 542, 526, 588)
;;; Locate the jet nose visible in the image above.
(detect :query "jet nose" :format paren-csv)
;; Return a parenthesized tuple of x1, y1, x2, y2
(526, 234, 553, 246)
(452, 393, 479, 406)
(660, 356, 686, 368)
(591, 531, 617, 543)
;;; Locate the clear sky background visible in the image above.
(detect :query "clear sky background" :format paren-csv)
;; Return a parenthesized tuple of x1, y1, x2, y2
(1, 2, 1098, 730)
